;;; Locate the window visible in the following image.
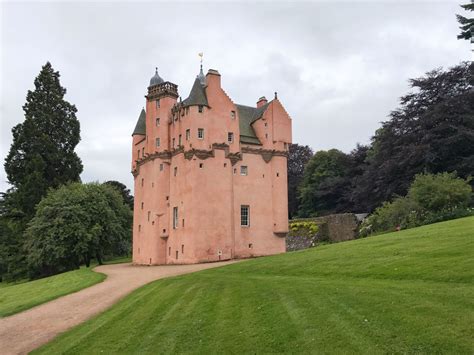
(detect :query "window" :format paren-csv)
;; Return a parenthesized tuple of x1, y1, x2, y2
(231, 110, 236, 119)
(186, 107, 189, 115)
(199, 163, 203, 169)
(141, 178, 144, 187)
(198, 128, 204, 139)
(264, 122, 268, 127)
(160, 163, 164, 171)
(178, 134, 182, 146)
(155, 138, 160, 147)
(141, 202, 144, 210)
(228, 132, 234, 143)
(176, 251, 178, 259)
(169, 247, 171, 256)
(186, 129, 190, 141)
(198, 105, 203, 113)
(240, 166, 248, 176)
(156, 118, 160, 126)
(137, 149, 140, 159)
(265, 133, 268, 139)
(138, 225, 141, 232)
(172, 138, 175, 149)
(156, 99, 160, 108)
(174, 167, 178, 176)
(241, 205, 250, 226)
(224, 163, 227, 167)
(182, 219, 185, 227)
(142, 147, 145, 156)
(148, 211, 151, 221)
(173, 207, 178, 229)
(182, 244, 184, 253)
(233, 168, 237, 175)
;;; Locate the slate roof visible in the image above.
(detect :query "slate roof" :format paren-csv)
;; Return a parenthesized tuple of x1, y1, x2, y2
(182, 77, 208, 107)
(235, 102, 270, 145)
(132, 108, 146, 136)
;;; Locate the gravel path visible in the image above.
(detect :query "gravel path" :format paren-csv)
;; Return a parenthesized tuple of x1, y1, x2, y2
(0, 261, 238, 355)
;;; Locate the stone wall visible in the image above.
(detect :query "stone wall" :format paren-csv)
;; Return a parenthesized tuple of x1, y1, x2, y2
(286, 213, 359, 251)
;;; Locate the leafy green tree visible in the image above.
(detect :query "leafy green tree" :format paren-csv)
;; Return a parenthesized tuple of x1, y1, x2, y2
(354, 62, 474, 212)
(287, 144, 313, 218)
(25, 183, 132, 278)
(104, 180, 134, 210)
(4, 62, 83, 221)
(457, 2, 474, 41)
(298, 149, 353, 217)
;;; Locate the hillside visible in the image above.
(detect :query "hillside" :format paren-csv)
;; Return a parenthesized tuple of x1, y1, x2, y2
(36, 217, 474, 354)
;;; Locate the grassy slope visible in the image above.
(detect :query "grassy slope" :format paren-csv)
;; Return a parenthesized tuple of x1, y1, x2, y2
(36, 217, 474, 354)
(0, 267, 105, 317)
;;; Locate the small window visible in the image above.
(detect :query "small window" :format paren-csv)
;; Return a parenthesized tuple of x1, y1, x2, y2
(182, 219, 185, 227)
(198, 128, 204, 139)
(168, 247, 171, 256)
(224, 163, 227, 168)
(233, 168, 237, 175)
(240, 166, 248, 176)
(141, 178, 144, 187)
(137, 149, 140, 159)
(264, 122, 268, 127)
(248, 243, 253, 249)
(199, 163, 203, 169)
(182, 244, 184, 254)
(160, 163, 164, 171)
(265, 133, 268, 139)
(178, 134, 182, 146)
(172, 138, 175, 149)
(156, 99, 160, 108)
(138, 225, 141, 232)
(176, 251, 178, 259)
(198, 105, 203, 113)
(173, 207, 178, 229)
(174, 167, 178, 176)
(231, 110, 236, 119)
(155, 138, 160, 147)
(156, 118, 160, 126)
(148, 211, 151, 221)
(277, 172, 279, 177)
(241, 205, 250, 227)
(186, 129, 190, 141)
(142, 147, 145, 156)
(141, 202, 144, 210)
(228, 132, 234, 143)
(186, 107, 189, 115)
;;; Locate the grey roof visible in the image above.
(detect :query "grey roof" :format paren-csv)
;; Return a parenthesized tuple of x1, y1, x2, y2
(132, 108, 146, 136)
(182, 77, 208, 107)
(235, 102, 270, 145)
(149, 68, 164, 87)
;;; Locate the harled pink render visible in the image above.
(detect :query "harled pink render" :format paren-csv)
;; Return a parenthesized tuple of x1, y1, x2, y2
(131, 67, 292, 265)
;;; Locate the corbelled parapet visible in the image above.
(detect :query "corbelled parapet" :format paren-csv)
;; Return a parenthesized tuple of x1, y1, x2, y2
(146, 81, 179, 100)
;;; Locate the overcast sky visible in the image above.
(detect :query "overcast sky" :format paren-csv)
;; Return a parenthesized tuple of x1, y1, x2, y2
(0, 1, 471, 194)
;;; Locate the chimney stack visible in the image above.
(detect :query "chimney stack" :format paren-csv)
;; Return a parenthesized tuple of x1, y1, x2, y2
(257, 96, 268, 108)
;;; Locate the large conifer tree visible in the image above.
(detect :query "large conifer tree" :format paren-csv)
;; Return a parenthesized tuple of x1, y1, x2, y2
(4, 62, 83, 220)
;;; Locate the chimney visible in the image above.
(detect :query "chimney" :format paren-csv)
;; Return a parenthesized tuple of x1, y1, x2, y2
(206, 69, 221, 88)
(257, 96, 268, 108)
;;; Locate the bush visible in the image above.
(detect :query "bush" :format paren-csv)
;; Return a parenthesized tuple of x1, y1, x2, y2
(361, 172, 473, 236)
(25, 183, 132, 278)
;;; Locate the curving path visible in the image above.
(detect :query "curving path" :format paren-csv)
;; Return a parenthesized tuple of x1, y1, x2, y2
(0, 260, 238, 355)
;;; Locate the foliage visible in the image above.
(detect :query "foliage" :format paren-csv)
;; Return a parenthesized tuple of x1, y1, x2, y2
(351, 62, 474, 212)
(25, 183, 132, 278)
(289, 221, 319, 236)
(4, 62, 82, 221)
(360, 173, 473, 236)
(0, 267, 105, 317)
(35, 217, 474, 354)
(287, 144, 313, 218)
(456, 2, 474, 41)
(298, 149, 353, 217)
(103, 180, 134, 210)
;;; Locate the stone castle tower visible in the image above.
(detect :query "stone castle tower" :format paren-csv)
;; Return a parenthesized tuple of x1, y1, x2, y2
(131, 65, 292, 265)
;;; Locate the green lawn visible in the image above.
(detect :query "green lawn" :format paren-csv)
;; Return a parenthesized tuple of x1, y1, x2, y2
(36, 217, 473, 354)
(0, 266, 105, 317)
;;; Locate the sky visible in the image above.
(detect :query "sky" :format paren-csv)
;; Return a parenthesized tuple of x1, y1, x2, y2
(0, 0, 471, 194)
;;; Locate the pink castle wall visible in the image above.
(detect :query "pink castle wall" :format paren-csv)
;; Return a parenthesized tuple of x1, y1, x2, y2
(131, 69, 292, 265)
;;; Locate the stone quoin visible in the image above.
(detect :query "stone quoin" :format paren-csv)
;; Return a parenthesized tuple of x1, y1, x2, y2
(131, 64, 292, 265)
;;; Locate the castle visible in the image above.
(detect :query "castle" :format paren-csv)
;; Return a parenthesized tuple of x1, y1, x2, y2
(131, 64, 292, 265)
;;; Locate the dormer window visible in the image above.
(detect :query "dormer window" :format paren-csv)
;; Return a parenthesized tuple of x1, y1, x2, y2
(198, 105, 203, 113)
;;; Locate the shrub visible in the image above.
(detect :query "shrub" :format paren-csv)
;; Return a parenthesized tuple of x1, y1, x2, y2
(361, 172, 473, 235)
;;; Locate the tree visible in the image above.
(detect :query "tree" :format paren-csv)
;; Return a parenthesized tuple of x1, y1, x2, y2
(457, 2, 474, 41)
(104, 181, 134, 210)
(4, 62, 83, 221)
(25, 183, 132, 278)
(287, 144, 313, 218)
(354, 62, 474, 211)
(298, 149, 353, 217)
